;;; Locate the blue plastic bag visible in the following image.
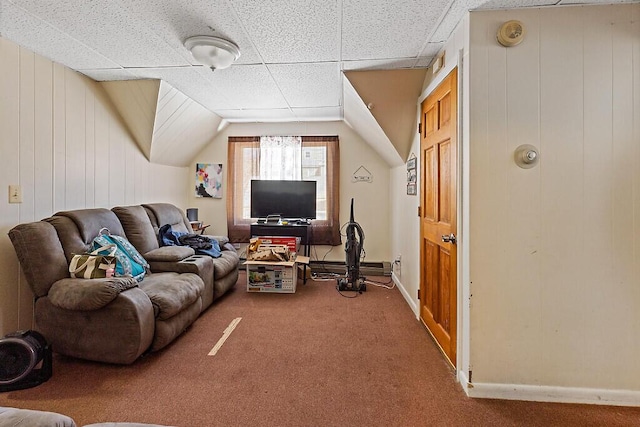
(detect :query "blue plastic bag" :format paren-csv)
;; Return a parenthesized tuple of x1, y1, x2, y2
(92, 228, 149, 282)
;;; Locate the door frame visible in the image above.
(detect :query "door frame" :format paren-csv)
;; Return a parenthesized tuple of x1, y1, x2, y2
(416, 51, 466, 378)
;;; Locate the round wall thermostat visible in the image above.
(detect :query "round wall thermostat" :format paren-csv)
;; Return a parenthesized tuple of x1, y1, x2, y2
(514, 144, 539, 169)
(497, 20, 525, 47)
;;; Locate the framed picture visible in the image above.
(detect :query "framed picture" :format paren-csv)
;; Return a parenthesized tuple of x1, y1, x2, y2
(406, 155, 417, 195)
(407, 156, 417, 170)
(195, 163, 223, 198)
(407, 183, 417, 195)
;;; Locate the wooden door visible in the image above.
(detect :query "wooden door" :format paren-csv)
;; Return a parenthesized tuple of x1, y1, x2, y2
(419, 68, 457, 367)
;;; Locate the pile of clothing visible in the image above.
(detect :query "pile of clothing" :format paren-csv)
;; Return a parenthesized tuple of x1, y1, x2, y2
(158, 224, 221, 258)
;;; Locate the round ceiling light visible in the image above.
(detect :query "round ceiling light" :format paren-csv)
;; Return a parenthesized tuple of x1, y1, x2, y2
(184, 36, 241, 70)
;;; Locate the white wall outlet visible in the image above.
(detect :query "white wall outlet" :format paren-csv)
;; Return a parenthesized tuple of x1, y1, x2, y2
(9, 185, 22, 204)
(394, 254, 402, 278)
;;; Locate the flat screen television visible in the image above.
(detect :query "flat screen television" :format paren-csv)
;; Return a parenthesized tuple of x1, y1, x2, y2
(250, 180, 317, 220)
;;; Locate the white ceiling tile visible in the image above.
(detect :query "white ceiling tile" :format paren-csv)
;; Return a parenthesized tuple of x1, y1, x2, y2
(78, 69, 139, 81)
(207, 64, 289, 110)
(9, 0, 189, 67)
(415, 56, 436, 68)
(229, 0, 339, 63)
(292, 107, 343, 121)
(429, 0, 474, 43)
(0, 2, 121, 69)
(422, 42, 445, 58)
(268, 63, 342, 108)
(341, 0, 448, 61)
(125, 66, 235, 111)
(116, 0, 263, 66)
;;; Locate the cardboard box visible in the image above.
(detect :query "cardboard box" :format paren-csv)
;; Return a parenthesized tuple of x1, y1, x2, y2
(246, 256, 309, 293)
(255, 236, 300, 254)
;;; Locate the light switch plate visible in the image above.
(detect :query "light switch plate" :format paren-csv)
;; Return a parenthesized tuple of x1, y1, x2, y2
(9, 185, 22, 203)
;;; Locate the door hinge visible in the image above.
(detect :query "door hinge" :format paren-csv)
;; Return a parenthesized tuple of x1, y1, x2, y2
(418, 206, 421, 217)
(417, 289, 420, 300)
(418, 122, 422, 134)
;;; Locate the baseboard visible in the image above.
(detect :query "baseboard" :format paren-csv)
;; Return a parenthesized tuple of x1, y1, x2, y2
(460, 375, 640, 407)
(392, 272, 418, 317)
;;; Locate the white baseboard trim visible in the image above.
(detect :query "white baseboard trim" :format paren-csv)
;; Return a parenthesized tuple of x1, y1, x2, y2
(392, 272, 419, 318)
(458, 371, 640, 407)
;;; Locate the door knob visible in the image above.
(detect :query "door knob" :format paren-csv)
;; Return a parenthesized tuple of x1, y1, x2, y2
(441, 233, 456, 244)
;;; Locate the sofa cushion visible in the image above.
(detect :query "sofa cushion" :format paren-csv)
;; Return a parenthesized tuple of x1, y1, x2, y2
(144, 246, 195, 262)
(138, 273, 204, 320)
(46, 209, 127, 263)
(208, 235, 230, 247)
(143, 203, 191, 234)
(55, 208, 126, 243)
(48, 277, 138, 311)
(112, 205, 160, 255)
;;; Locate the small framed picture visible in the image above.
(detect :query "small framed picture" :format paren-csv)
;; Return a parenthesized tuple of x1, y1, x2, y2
(406, 155, 417, 195)
(407, 157, 417, 171)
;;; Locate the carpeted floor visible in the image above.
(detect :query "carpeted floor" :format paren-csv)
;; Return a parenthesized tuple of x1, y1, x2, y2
(1, 271, 639, 426)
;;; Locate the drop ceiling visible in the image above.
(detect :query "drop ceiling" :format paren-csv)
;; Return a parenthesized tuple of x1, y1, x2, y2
(0, 0, 624, 125)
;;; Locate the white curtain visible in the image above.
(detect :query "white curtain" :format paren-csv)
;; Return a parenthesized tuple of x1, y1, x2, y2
(259, 136, 302, 180)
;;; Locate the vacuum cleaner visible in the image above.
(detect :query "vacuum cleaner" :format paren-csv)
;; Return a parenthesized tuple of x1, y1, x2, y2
(338, 198, 366, 292)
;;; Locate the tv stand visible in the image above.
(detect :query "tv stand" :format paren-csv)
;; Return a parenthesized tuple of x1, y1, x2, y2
(250, 222, 312, 283)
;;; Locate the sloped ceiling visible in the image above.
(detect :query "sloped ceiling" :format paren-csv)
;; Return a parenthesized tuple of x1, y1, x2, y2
(100, 79, 222, 167)
(345, 69, 427, 162)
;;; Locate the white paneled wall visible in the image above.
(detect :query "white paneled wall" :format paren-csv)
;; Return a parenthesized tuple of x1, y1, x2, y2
(0, 37, 189, 336)
(467, 3, 639, 402)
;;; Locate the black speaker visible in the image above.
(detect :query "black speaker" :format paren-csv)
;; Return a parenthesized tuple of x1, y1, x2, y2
(186, 208, 198, 222)
(0, 330, 52, 392)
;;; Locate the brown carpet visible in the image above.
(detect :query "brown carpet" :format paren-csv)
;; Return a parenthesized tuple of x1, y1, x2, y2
(1, 272, 639, 426)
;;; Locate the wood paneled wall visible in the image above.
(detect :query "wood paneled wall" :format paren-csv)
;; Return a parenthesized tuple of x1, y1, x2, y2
(0, 37, 189, 336)
(467, 3, 639, 396)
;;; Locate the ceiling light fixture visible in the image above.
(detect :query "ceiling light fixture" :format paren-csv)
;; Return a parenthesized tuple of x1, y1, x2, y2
(184, 35, 241, 71)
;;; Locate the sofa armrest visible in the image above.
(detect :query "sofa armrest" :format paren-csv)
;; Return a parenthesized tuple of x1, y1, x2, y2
(144, 246, 195, 262)
(0, 407, 76, 427)
(203, 234, 230, 247)
(48, 277, 138, 311)
(221, 242, 236, 252)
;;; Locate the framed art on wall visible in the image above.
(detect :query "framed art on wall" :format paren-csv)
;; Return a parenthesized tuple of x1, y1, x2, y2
(407, 183, 417, 195)
(406, 154, 417, 195)
(195, 163, 223, 198)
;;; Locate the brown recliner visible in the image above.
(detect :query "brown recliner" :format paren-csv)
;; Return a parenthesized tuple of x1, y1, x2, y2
(141, 203, 239, 305)
(111, 205, 216, 309)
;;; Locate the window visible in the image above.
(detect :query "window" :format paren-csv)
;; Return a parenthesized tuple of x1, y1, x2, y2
(227, 135, 341, 245)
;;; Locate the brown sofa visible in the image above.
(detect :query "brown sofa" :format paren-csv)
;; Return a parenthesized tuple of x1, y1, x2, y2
(8, 204, 239, 364)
